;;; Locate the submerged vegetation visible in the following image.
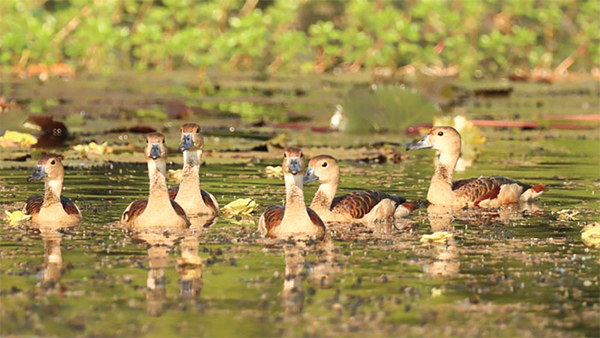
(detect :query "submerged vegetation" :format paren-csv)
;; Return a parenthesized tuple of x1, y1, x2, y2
(1, 0, 599, 78)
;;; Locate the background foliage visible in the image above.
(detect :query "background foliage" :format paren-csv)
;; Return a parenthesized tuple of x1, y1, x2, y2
(1, 0, 598, 78)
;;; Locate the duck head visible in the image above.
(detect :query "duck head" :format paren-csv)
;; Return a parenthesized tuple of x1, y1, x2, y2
(145, 132, 167, 161)
(28, 155, 64, 182)
(406, 126, 462, 155)
(179, 123, 204, 152)
(282, 148, 305, 176)
(303, 155, 340, 185)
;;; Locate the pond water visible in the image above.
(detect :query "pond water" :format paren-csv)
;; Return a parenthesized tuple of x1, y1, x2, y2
(0, 73, 599, 337)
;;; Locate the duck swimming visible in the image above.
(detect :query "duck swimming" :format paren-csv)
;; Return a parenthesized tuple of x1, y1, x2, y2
(24, 155, 82, 226)
(258, 148, 326, 239)
(406, 126, 547, 208)
(121, 133, 189, 229)
(303, 155, 417, 223)
(169, 123, 219, 217)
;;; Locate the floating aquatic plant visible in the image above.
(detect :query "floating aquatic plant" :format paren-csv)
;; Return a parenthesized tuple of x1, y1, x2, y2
(420, 231, 453, 245)
(0, 131, 37, 148)
(4, 210, 31, 225)
(73, 142, 113, 156)
(221, 198, 257, 216)
(581, 223, 600, 248)
(168, 169, 184, 183)
(264, 166, 283, 179)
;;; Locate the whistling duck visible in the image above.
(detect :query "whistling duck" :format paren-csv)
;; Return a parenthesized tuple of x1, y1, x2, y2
(258, 148, 326, 239)
(303, 155, 418, 223)
(168, 123, 219, 217)
(24, 155, 82, 226)
(406, 126, 547, 208)
(121, 133, 190, 228)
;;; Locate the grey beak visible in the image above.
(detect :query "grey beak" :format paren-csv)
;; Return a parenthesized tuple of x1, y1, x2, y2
(406, 134, 433, 151)
(179, 133, 193, 152)
(288, 157, 301, 175)
(28, 165, 48, 182)
(150, 143, 162, 159)
(303, 167, 319, 184)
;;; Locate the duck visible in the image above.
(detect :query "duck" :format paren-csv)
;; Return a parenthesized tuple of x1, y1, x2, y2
(168, 123, 219, 217)
(24, 155, 82, 226)
(121, 133, 190, 229)
(258, 148, 326, 239)
(406, 126, 547, 208)
(303, 155, 418, 223)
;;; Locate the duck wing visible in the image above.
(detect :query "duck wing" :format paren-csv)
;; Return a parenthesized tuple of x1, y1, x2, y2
(60, 196, 81, 215)
(331, 190, 406, 219)
(259, 205, 285, 235)
(452, 176, 545, 206)
(201, 190, 220, 215)
(121, 199, 148, 223)
(307, 207, 326, 231)
(168, 186, 179, 200)
(24, 195, 43, 215)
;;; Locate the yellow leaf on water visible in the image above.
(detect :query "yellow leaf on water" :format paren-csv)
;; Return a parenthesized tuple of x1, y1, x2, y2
(73, 141, 112, 156)
(264, 165, 283, 179)
(582, 223, 600, 249)
(431, 287, 443, 297)
(420, 231, 453, 245)
(168, 169, 184, 183)
(4, 210, 31, 225)
(221, 198, 257, 216)
(0, 131, 37, 148)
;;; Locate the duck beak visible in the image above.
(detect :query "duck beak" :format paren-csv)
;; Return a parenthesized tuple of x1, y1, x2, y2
(303, 167, 319, 184)
(150, 143, 162, 159)
(288, 157, 301, 175)
(406, 134, 432, 151)
(179, 133, 193, 151)
(28, 165, 48, 182)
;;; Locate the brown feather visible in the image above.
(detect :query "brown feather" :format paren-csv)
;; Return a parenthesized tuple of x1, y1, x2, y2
(262, 205, 285, 233)
(25, 195, 79, 215)
(201, 190, 219, 214)
(170, 200, 188, 219)
(331, 191, 406, 219)
(25, 195, 43, 215)
(474, 186, 501, 207)
(307, 208, 326, 230)
(61, 196, 80, 215)
(168, 186, 179, 200)
(452, 176, 530, 202)
(122, 199, 148, 222)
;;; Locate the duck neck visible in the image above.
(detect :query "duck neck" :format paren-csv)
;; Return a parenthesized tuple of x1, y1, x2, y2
(311, 182, 337, 213)
(284, 173, 306, 211)
(427, 152, 459, 204)
(178, 149, 203, 203)
(147, 160, 170, 208)
(43, 177, 63, 206)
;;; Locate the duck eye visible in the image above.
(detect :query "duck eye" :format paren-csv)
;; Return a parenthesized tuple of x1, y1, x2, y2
(283, 153, 287, 158)
(162, 138, 165, 144)
(438, 131, 444, 136)
(196, 129, 200, 134)
(146, 139, 149, 144)
(50, 160, 56, 165)
(322, 162, 328, 168)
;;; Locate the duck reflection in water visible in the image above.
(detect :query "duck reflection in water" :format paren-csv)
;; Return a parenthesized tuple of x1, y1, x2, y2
(32, 223, 77, 291)
(422, 205, 460, 277)
(280, 236, 338, 316)
(125, 216, 214, 316)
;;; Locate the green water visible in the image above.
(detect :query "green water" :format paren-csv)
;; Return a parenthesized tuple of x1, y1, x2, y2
(0, 73, 599, 337)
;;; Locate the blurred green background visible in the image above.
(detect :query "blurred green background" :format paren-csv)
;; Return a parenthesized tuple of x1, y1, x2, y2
(1, 0, 598, 79)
